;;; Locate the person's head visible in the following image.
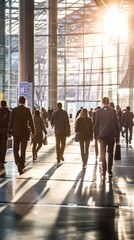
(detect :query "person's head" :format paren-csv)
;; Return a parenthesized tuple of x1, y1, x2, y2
(34, 109, 40, 116)
(79, 108, 89, 118)
(109, 102, 115, 109)
(0, 100, 7, 107)
(102, 97, 109, 106)
(57, 102, 62, 108)
(126, 106, 130, 111)
(18, 96, 26, 105)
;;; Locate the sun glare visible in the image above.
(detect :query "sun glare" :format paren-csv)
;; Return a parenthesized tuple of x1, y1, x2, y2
(103, 6, 127, 40)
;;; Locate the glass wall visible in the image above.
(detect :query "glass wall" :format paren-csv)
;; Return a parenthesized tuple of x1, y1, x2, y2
(5, 0, 19, 107)
(4, 0, 132, 116)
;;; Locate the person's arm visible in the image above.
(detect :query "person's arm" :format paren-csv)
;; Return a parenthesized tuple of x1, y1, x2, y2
(50, 112, 55, 128)
(41, 118, 47, 135)
(28, 109, 35, 137)
(8, 108, 16, 137)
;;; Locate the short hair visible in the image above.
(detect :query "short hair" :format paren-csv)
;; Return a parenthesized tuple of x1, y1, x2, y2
(102, 97, 109, 105)
(19, 96, 26, 104)
(57, 102, 62, 108)
(34, 109, 40, 116)
(1, 100, 7, 107)
(109, 102, 115, 109)
(126, 106, 130, 111)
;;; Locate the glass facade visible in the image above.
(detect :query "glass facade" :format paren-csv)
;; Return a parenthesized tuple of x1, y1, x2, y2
(3, 0, 133, 116)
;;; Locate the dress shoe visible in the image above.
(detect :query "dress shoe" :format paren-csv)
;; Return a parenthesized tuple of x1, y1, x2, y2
(18, 165, 25, 175)
(108, 171, 113, 176)
(101, 171, 106, 178)
(33, 155, 36, 161)
(18, 168, 25, 175)
(60, 156, 64, 161)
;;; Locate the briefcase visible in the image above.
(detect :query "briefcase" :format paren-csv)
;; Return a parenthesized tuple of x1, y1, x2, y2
(114, 144, 121, 161)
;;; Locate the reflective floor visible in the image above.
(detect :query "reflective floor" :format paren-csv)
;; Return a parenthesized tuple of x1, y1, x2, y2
(0, 129, 134, 240)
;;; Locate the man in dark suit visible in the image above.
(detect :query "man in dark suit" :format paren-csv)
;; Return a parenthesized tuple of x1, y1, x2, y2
(94, 97, 119, 178)
(0, 100, 11, 170)
(8, 96, 35, 174)
(122, 106, 134, 146)
(50, 102, 70, 164)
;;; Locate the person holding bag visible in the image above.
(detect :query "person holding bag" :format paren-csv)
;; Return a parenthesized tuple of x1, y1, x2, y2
(32, 109, 47, 161)
(75, 108, 93, 169)
(94, 97, 120, 178)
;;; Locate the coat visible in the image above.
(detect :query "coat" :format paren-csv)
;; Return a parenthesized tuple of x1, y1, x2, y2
(8, 105, 35, 139)
(75, 117, 93, 141)
(94, 106, 119, 139)
(50, 108, 70, 135)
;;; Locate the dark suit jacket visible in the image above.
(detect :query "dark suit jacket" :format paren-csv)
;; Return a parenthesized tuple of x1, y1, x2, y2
(8, 105, 35, 139)
(122, 111, 134, 128)
(94, 106, 119, 139)
(50, 108, 70, 135)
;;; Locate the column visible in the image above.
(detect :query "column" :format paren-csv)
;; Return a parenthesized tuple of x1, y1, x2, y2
(19, 0, 34, 109)
(0, 0, 5, 100)
(128, 1, 134, 112)
(48, 0, 58, 108)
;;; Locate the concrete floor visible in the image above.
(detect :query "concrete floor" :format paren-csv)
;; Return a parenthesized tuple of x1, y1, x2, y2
(0, 129, 134, 240)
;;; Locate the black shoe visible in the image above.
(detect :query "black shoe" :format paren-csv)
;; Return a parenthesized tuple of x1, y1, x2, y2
(60, 156, 64, 161)
(18, 165, 25, 175)
(19, 169, 25, 175)
(108, 171, 113, 176)
(101, 171, 106, 177)
(33, 154, 36, 161)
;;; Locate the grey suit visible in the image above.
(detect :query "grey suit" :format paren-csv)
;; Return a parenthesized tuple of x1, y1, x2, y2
(94, 106, 119, 175)
(8, 105, 35, 173)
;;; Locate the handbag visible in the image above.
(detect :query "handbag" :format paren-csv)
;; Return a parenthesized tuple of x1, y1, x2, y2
(74, 132, 80, 142)
(114, 144, 121, 161)
(42, 135, 48, 145)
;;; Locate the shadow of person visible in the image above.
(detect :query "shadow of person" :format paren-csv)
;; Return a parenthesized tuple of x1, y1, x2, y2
(47, 162, 127, 240)
(0, 163, 61, 234)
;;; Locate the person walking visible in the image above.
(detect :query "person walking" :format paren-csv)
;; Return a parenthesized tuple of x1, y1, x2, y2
(50, 102, 70, 164)
(122, 106, 134, 146)
(8, 96, 35, 174)
(75, 108, 93, 168)
(93, 106, 101, 161)
(32, 109, 47, 161)
(94, 97, 119, 178)
(41, 107, 49, 128)
(0, 100, 11, 170)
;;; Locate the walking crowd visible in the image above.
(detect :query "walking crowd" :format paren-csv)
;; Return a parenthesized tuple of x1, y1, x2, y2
(0, 95, 133, 179)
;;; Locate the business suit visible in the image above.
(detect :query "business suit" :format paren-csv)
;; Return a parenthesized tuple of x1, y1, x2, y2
(50, 106, 70, 163)
(122, 109, 134, 145)
(0, 106, 11, 167)
(75, 117, 93, 167)
(8, 104, 35, 174)
(94, 105, 119, 176)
